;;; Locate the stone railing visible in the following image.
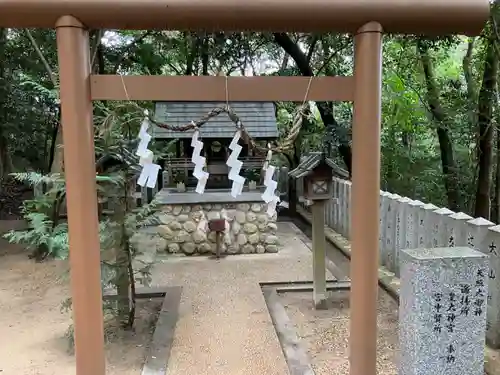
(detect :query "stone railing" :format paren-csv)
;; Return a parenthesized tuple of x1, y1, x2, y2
(297, 177, 500, 348)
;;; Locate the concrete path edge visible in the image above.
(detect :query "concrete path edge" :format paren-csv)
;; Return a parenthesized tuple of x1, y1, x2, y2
(141, 286, 182, 375)
(262, 287, 315, 375)
(296, 207, 500, 375)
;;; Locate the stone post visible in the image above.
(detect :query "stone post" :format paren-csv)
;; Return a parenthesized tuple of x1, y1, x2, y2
(345, 181, 352, 239)
(332, 178, 340, 232)
(399, 247, 489, 375)
(447, 212, 473, 247)
(279, 166, 288, 198)
(394, 196, 411, 276)
(311, 200, 327, 309)
(339, 180, 348, 236)
(162, 169, 169, 189)
(406, 200, 424, 250)
(431, 207, 454, 247)
(325, 200, 332, 228)
(480, 225, 500, 348)
(379, 191, 391, 266)
(296, 178, 303, 208)
(384, 193, 400, 272)
(466, 217, 494, 251)
(418, 203, 438, 248)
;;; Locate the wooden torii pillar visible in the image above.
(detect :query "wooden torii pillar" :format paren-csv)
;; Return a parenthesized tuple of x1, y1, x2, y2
(0, 1, 489, 375)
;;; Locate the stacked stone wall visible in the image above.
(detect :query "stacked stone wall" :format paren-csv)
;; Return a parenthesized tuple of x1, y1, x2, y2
(132, 202, 279, 258)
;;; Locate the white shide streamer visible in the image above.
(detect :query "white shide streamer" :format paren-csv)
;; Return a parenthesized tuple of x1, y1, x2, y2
(136, 116, 152, 158)
(136, 113, 161, 189)
(226, 131, 245, 198)
(191, 130, 209, 194)
(261, 148, 280, 217)
(137, 149, 161, 188)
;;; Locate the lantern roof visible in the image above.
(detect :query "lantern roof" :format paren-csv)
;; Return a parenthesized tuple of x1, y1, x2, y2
(288, 152, 349, 179)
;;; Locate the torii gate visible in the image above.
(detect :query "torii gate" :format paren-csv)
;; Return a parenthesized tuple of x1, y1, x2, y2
(0, 1, 489, 375)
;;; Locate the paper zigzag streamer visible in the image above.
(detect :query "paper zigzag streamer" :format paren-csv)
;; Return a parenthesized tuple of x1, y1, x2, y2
(136, 114, 161, 189)
(226, 131, 245, 198)
(261, 149, 280, 217)
(191, 130, 209, 194)
(136, 115, 152, 158)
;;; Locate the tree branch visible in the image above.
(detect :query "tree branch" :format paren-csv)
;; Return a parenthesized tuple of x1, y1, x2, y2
(90, 29, 105, 69)
(111, 31, 153, 73)
(273, 32, 352, 173)
(306, 35, 319, 64)
(273, 33, 313, 76)
(24, 29, 57, 87)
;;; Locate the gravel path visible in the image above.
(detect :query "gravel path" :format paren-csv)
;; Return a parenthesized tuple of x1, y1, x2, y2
(278, 289, 398, 375)
(151, 222, 333, 375)
(285, 216, 400, 375)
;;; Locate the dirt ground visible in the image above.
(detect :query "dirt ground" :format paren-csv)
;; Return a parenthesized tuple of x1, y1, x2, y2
(278, 289, 399, 375)
(0, 220, 160, 375)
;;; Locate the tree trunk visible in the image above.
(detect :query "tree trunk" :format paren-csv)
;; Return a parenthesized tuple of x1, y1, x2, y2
(49, 114, 64, 173)
(463, 38, 477, 128)
(474, 33, 498, 219)
(0, 28, 12, 180)
(184, 32, 200, 75)
(112, 177, 135, 328)
(284, 151, 300, 215)
(96, 43, 106, 74)
(201, 36, 210, 76)
(273, 33, 352, 174)
(417, 40, 461, 211)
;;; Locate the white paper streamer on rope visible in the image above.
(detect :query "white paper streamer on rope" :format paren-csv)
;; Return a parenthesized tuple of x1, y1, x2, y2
(226, 131, 245, 198)
(136, 112, 161, 189)
(137, 149, 161, 188)
(261, 147, 280, 217)
(267, 196, 280, 217)
(191, 129, 209, 194)
(136, 113, 152, 157)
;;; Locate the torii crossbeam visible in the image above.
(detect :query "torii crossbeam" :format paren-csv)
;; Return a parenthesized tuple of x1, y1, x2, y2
(0, 1, 489, 375)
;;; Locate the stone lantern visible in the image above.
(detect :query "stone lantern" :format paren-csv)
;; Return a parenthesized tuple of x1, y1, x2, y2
(291, 152, 348, 201)
(289, 151, 350, 309)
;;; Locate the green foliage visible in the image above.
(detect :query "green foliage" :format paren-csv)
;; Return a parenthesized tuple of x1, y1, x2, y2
(4, 211, 69, 258)
(99, 199, 160, 288)
(2, 98, 164, 336)
(6, 19, 500, 352)
(244, 168, 260, 182)
(1, 22, 499, 229)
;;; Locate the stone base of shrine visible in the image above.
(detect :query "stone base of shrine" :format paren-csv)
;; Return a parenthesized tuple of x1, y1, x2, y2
(132, 189, 279, 258)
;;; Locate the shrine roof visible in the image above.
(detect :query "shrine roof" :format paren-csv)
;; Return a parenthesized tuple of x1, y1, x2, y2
(152, 101, 278, 139)
(289, 152, 349, 179)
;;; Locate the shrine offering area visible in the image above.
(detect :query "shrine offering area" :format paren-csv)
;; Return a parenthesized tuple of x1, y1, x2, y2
(132, 190, 279, 259)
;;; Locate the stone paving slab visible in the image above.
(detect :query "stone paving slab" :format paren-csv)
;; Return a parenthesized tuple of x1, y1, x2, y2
(149, 222, 332, 375)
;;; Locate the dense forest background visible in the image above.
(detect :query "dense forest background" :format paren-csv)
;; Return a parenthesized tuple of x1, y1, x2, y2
(1, 3, 500, 221)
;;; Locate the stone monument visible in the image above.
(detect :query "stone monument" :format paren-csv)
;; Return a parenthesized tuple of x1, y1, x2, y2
(399, 247, 488, 375)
